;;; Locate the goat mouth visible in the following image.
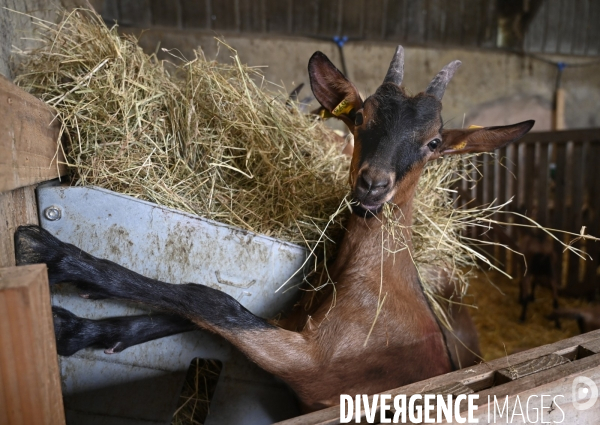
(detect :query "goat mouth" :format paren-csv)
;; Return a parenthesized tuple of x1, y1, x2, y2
(360, 202, 383, 211)
(351, 200, 384, 217)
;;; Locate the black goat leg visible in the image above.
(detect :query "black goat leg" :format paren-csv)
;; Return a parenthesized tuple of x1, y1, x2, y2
(13, 225, 273, 329)
(14, 225, 311, 382)
(53, 306, 197, 356)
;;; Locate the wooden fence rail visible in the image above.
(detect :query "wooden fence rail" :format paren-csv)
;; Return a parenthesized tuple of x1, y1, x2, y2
(460, 129, 600, 298)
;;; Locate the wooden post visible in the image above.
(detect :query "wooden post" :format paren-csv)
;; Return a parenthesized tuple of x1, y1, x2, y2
(0, 264, 65, 425)
(0, 74, 66, 193)
(553, 87, 566, 131)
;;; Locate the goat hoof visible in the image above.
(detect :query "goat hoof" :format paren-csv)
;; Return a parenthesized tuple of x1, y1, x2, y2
(14, 225, 64, 268)
(104, 342, 126, 354)
(79, 292, 107, 300)
(52, 306, 92, 357)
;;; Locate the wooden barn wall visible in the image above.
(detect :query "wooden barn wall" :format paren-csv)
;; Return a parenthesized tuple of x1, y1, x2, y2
(0, 2, 68, 423)
(462, 129, 600, 299)
(0, 0, 59, 267)
(98, 0, 600, 57)
(524, 0, 600, 56)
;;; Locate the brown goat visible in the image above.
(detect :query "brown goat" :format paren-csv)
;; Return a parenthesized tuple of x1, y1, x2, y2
(14, 46, 534, 412)
(457, 191, 560, 324)
(549, 306, 600, 333)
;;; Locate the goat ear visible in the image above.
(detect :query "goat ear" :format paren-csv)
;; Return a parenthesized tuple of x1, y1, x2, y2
(308, 51, 363, 127)
(439, 120, 535, 155)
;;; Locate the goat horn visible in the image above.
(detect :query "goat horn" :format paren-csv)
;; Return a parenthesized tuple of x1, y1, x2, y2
(425, 60, 462, 101)
(383, 46, 404, 86)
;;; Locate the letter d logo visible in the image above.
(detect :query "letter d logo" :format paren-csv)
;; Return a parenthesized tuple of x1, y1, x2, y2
(572, 376, 598, 411)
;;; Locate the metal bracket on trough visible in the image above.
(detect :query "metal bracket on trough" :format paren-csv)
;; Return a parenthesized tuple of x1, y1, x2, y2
(37, 184, 309, 425)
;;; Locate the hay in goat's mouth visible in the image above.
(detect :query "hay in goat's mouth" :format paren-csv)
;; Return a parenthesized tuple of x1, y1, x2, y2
(13, 9, 589, 315)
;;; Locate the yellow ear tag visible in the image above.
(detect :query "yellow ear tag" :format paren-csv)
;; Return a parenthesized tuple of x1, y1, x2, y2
(453, 140, 468, 150)
(332, 99, 353, 117)
(452, 126, 482, 149)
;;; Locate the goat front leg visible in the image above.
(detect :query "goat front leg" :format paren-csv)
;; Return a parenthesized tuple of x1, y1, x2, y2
(15, 225, 314, 385)
(52, 306, 197, 356)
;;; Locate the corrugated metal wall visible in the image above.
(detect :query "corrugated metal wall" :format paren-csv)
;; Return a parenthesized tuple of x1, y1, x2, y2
(524, 0, 600, 55)
(101, 0, 599, 56)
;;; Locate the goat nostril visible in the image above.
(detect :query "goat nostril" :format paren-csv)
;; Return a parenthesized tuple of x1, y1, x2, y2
(358, 172, 390, 194)
(360, 174, 373, 189)
(372, 178, 389, 189)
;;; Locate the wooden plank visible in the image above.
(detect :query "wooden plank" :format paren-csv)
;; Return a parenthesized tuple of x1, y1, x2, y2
(456, 362, 600, 424)
(524, 143, 536, 218)
(292, 0, 319, 35)
(316, 0, 340, 36)
(384, 0, 405, 40)
(363, 0, 385, 40)
(340, 0, 364, 39)
(210, 0, 239, 32)
(495, 353, 569, 384)
(180, 0, 210, 29)
(519, 129, 600, 145)
(0, 75, 66, 193)
(557, 0, 575, 54)
(537, 142, 549, 226)
(568, 142, 585, 286)
(585, 0, 600, 55)
(0, 264, 65, 425)
(427, 381, 474, 396)
(494, 147, 507, 205)
(265, 0, 291, 33)
(571, 0, 589, 55)
(543, 0, 561, 53)
(505, 143, 518, 234)
(479, 0, 497, 48)
(239, 0, 265, 32)
(482, 153, 491, 205)
(553, 142, 568, 289)
(553, 142, 567, 229)
(554, 87, 566, 130)
(425, 0, 444, 44)
(118, 0, 151, 27)
(405, 0, 425, 44)
(524, 0, 546, 52)
(516, 143, 526, 210)
(583, 141, 600, 296)
(0, 186, 38, 268)
(413, 382, 474, 410)
(493, 148, 507, 266)
(443, 0, 463, 46)
(579, 337, 600, 355)
(150, 0, 181, 27)
(102, 0, 120, 22)
(460, 0, 480, 47)
(275, 330, 600, 425)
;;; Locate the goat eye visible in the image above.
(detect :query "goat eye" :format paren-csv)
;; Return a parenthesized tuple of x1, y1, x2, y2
(354, 112, 363, 126)
(427, 138, 441, 151)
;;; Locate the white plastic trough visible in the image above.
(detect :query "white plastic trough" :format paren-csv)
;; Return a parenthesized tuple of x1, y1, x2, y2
(37, 183, 309, 425)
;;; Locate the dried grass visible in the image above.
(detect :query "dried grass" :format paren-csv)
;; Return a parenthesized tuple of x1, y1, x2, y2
(14, 8, 348, 255)
(468, 270, 592, 361)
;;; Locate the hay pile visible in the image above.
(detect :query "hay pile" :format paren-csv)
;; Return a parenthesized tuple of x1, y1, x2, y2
(14, 9, 348, 251)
